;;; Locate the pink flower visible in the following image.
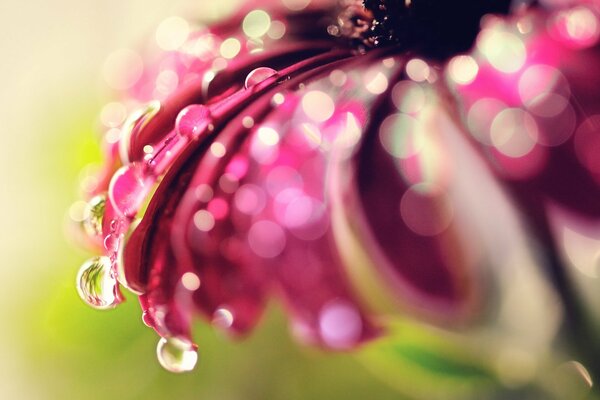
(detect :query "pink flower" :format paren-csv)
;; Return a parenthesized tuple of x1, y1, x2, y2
(73, 0, 600, 388)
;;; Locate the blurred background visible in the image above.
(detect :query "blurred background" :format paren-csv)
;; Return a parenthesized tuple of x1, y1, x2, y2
(0, 1, 404, 398)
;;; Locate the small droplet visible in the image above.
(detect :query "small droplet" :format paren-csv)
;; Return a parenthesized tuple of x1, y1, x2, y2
(83, 194, 106, 237)
(142, 310, 155, 327)
(212, 307, 234, 329)
(76, 256, 122, 310)
(103, 233, 121, 253)
(108, 164, 153, 218)
(119, 101, 161, 164)
(156, 337, 198, 373)
(175, 105, 212, 138)
(145, 134, 188, 175)
(109, 218, 120, 232)
(244, 67, 277, 89)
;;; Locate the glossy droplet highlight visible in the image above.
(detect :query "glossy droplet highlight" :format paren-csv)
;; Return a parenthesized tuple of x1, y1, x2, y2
(76, 256, 122, 310)
(244, 67, 278, 89)
(156, 337, 198, 373)
(175, 105, 212, 138)
(103, 233, 121, 253)
(83, 194, 106, 237)
(142, 310, 154, 327)
(212, 307, 234, 329)
(108, 164, 153, 218)
(119, 101, 161, 164)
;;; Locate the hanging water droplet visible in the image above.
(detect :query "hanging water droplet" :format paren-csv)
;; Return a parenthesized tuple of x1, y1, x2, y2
(119, 101, 161, 164)
(83, 194, 106, 237)
(108, 163, 153, 218)
(175, 105, 212, 138)
(156, 337, 198, 373)
(76, 256, 122, 309)
(212, 307, 234, 330)
(244, 67, 278, 89)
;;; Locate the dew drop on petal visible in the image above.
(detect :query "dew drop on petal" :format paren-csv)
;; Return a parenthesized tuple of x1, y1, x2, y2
(103, 233, 121, 253)
(108, 164, 153, 218)
(244, 67, 278, 89)
(119, 101, 161, 164)
(156, 337, 198, 373)
(175, 104, 212, 138)
(142, 310, 154, 327)
(76, 256, 122, 310)
(83, 194, 106, 237)
(212, 307, 234, 330)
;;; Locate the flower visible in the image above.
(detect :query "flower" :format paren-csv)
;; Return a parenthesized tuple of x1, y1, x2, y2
(72, 0, 600, 396)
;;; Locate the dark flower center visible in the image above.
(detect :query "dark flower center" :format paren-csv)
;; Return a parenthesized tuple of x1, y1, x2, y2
(357, 0, 516, 59)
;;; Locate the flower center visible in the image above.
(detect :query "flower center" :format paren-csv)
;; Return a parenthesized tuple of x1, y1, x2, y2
(340, 0, 517, 59)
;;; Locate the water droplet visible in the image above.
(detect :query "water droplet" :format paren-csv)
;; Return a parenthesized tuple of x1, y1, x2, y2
(109, 218, 120, 232)
(156, 337, 198, 373)
(244, 67, 278, 89)
(142, 310, 154, 327)
(114, 218, 145, 295)
(76, 256, 122, 309)
(119, 101, 161, 164)
(83, 194, 106, 237)
(108, 164, 153, 218)
(175, 105, 212, 138)
(212, 307, 234, 329)
(103, 233, 121, 253)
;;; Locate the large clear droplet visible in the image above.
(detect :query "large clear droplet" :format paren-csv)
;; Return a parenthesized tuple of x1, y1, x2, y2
(156, 337, 198, 373)
(76, 256, 122, 309)
(83, 194, 106, 237)
(108, 163, 153, 218)
(244, 67, 278, 89)
(175, 105, 212, 138)
(119, 101, 161, 164)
